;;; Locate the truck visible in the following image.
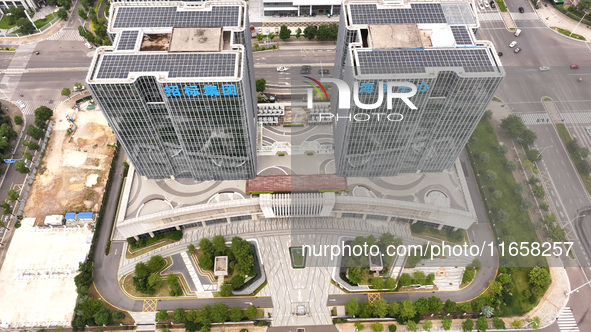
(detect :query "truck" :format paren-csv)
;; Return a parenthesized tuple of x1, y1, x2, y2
(250, 26, 256, 38)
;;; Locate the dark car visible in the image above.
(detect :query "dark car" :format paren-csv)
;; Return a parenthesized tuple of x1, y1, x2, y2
(300, 65, 311, 75)
(318, 69, 330, 75)
(497, 51, 503, 56)
(490, 1, 496, 8)
(35, 51, 39, 55)
(518, 6, 524, 13)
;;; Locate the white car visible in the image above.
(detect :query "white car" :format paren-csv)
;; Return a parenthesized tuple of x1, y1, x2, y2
(509, 41, 517, 48)
(478, 3, 485, 10)
(74, 85, 85, 91)
(257, 27, 262, 34)
(84, 42, 93, 49)
(483, 0, 489, 7)
(265, 28, 270, 34)
(276, 66, 288, 72)
(539, 66, 550, 71)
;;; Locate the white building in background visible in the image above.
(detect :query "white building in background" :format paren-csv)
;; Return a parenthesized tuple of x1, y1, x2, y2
(262, 0, 341, 17)
(0, 0, 39, 11)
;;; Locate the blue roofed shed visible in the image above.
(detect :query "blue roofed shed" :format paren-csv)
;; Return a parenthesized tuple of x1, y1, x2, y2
(77, 212, 94, 221)
(65, 212, 76, 220)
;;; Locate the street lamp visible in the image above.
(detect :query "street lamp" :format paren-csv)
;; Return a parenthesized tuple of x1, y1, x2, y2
(570, 9, 590, 37)
(537, 145, 553, 154)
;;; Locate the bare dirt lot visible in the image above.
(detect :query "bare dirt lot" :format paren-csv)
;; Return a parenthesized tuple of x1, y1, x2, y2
(24, 102, 116, 223)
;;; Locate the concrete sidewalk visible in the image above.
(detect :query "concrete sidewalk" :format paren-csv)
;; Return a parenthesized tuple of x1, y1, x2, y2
(533, 1, 591, 41)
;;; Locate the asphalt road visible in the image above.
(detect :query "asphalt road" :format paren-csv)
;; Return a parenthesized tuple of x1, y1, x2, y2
(28, 40, 94, 68)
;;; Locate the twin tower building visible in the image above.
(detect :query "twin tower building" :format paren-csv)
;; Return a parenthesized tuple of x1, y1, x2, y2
(87, 0, 504, 181)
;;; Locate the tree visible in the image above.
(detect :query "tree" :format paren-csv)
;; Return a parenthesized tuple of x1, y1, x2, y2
(57, 7, 68, 20)
(27, 125, 43, 140)
(482, 110, 493, 120)
(413, 271, 426, 285)
(504, 160, 517, 171)
(498, 144, 509, 154)
(16, 18, 36, 34)
(1, 201, 11, 215)
(415, 297, 429, 315)
(256, 34, 263, 42)
(373, 299, 388, 318)
(219, 283, 232, 296)
(245, 305, 258, 319)
(458, 302, 472, 313)
(14, 160, 29, 174)
(526, 149, 542, 162)
(532, 185, 545, 199)
(370, 277, 385, 289)
(543, 213, 557, 226)
(212, 234, 226, 255)
(359, 301, 373, 318)
(345, 297, 359, 316)
(147, 273, 162, 289)
(520, 198, 534, 211)
(479, 152, 490, 163)
(428, 296, 443, 313)
(386, 277, 397, 290)
(491, 190, 503, 200)
(354, 322, 365, 331)
(317, 24, 334, 40)
(476, 317, 488, 332)
(188, 244, 195, 254)
(484, 169, 497, 182)
(529, 267, 551, 288)
(406, 321, 418, 332)
(199, 237, 213, 252)
(497, 210, 509, 223)
(74, 82, 83, 90)
(500, 114, 526, 139)
(6, 189, 19, 202)
(492, 317, 506, 329)
(147, 255, 166, 273)
(423, 320, 433, 332)
(444, 299, 457, 313)
(112, 311, 125, 320)
(173, 308, 186, 322)
(279, 25, 291, 41)
(211, 302, 228, 323)
(514, 182, 526, 194)
(155, 310, 169, 322)
(510, 319, 523, 329)
(462, 268, 475, 284)
(399, 273, 412, 286)
(442, 318, 452, 330)
(14, 116, 23, 126)
(78, 8, 88, 19)
(0, 123, 16, 141)
(93, 307, 111, 325)
(462, 319, 474, 332)
(230, 275, 245, 289)
(526, 316, 541, 330)
(256, 78, 266, 93)
(519, 129, 537, 146)
(61, 88, 71, 96)
(549, 225, 567, 242)
(303, 25, 317, 40)
(388, 302, 400, 316)
(388, 324, 397, 332)
(34, 106, 53, 122)
(229, 306, 242, 322)
(398, 299, 416, 322)
(268, 32, 275, 40)
(370, 322, 384, 332)
(578, 147, 590, 159)
(295, 27, 302, 39)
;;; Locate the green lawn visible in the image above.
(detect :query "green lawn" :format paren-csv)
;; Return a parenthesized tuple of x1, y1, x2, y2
(553, 27, 586, 41)
(0, 15, 17, 29)
(467, 119, 548, 316)
(290, 246, 306, 268)
(495, 0, 507, 12)
(555, 124, 591, 194)
(33, 12, 57, 29)
(468, 120, 545, 268)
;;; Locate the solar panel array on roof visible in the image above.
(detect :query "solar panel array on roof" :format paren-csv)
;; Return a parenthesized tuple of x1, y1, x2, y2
(113, 6, 240, 29)
(450, 26, 473, 45)
(96, 53, 237, 79)
(356, 48, 495, 74)
(116, 30, 140, 51)
(349, 3, 447, 24)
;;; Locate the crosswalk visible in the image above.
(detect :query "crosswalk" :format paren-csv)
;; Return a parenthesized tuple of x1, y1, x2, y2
(556, 307, 579, 332)
(561, 112, 591, 124)
(518, 112, 551, 125)
(45, 28, 85, 41)
(478, 12, 503, 21)
(511, 12, 540, 21)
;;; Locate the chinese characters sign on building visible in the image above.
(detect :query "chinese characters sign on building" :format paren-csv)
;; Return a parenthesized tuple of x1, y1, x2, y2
(163, 84, 237, 97)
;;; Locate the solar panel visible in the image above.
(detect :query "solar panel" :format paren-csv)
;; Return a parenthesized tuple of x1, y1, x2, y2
(349, 3, 447, 25)
(95, 53, 237, 79)
(450, 26, 473, 45)
(116, 30, 139, 51)
(356, 48, 495, 74)
(113, 6, 240, 29)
